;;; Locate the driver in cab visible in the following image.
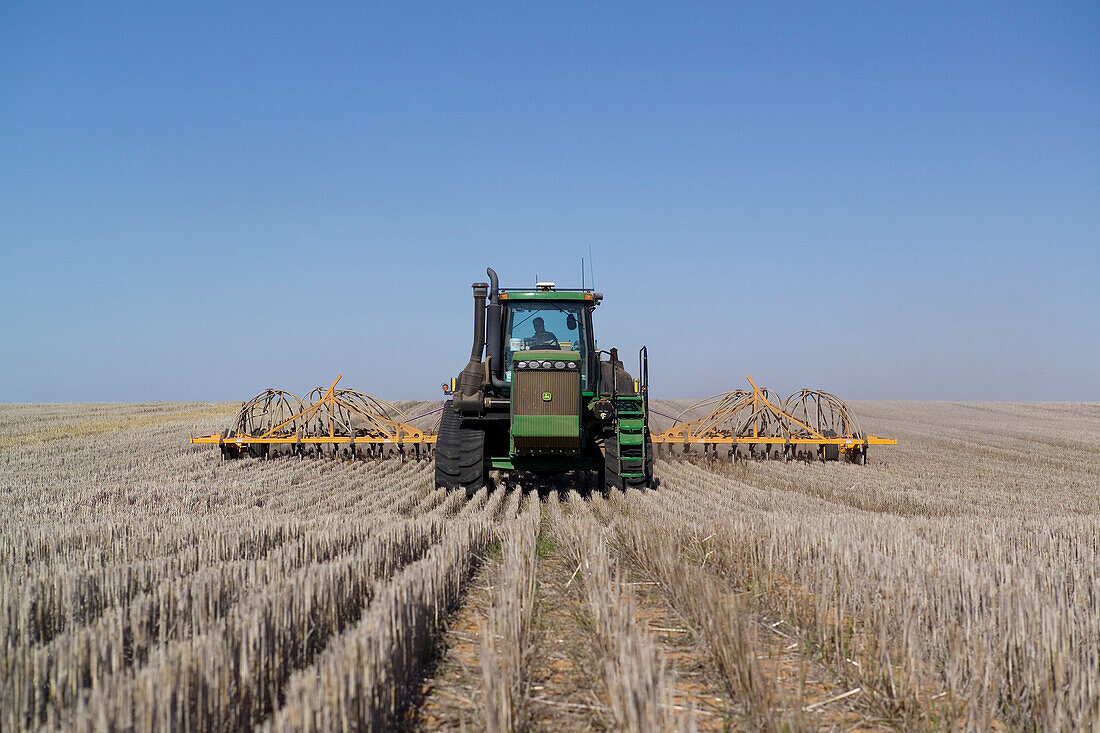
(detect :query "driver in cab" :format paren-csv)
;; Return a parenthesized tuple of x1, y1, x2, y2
(524, 317, 561, 349)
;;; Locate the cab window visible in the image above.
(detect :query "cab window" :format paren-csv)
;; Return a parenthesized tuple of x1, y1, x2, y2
(504, 303, 589, 389)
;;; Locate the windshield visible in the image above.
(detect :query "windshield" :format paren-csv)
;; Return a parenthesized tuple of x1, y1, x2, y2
(504, 302, 591, 389)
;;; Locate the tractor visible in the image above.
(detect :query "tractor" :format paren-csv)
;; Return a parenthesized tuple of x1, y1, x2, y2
(435, 267, 654, 494)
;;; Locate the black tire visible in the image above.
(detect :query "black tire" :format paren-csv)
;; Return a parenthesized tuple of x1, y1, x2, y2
(644, 431, 655, 487)
(604, 435, 623, 491)
(604, 430, 654, 491)
(435, 400, 486, 494)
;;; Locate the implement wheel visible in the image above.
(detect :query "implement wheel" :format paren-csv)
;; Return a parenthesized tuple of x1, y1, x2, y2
(822, 429, 840, 461)
(434, 400, 486, 497)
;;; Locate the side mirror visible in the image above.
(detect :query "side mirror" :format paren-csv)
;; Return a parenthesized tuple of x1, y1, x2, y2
(566, 314, 577, 331)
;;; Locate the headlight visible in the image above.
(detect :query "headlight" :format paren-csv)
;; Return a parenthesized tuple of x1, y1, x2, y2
(567, 362, 577, 369)
(554, 361, 565, 369)
(518, 361, 527, 369)
(541, 361, 551, 369)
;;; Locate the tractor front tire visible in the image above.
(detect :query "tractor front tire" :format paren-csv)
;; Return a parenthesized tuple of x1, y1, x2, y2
(604, 435, 623, 491)
(644, 431, 655, 487)
(604, 430, 654, 491)
(435, 400, 487, 497)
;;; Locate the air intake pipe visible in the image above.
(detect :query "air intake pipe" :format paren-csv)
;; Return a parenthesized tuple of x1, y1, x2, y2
(454, 281, 489, 415)
(485, 267, 510, 390)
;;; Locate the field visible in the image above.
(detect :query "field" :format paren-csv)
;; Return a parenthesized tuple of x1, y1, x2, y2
(2, 399, 1098, 731)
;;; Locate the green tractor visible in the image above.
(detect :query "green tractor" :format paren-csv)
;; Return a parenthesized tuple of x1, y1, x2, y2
(436, 267, 654, 495)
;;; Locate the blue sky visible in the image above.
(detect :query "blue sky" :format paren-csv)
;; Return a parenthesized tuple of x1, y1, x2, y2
(2, 2, 1097, 402)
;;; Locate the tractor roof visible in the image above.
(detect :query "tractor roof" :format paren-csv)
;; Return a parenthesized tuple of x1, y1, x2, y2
(499, 289, 601, 303)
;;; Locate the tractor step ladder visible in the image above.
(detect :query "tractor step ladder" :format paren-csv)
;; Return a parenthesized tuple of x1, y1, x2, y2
(612, 346, 651, 481)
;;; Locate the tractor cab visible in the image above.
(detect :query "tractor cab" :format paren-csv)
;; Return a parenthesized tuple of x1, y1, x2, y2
(499, 295, 596, 392)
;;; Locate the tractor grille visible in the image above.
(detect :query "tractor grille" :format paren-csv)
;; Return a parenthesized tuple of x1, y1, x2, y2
(512, 369, 581, 451)
(514, 370, 580, 416)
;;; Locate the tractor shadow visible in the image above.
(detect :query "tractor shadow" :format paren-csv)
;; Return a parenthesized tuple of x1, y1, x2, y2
(492, 470, 601, 499)
(490, 470, 659, 500)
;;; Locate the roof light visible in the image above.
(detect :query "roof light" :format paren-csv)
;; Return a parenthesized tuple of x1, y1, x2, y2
(536, 281, 555, 291)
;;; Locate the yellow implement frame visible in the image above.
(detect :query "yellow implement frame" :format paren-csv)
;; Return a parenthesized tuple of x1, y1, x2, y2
(190, 375, 437, 452)
(650, 374, 896, 458)
(190, 373, 893, 463)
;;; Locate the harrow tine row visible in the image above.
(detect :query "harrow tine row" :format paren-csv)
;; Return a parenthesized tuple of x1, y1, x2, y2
(656, 440, 872, 464)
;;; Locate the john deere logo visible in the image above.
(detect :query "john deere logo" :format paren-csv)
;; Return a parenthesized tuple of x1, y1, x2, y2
(542, 391, 552, 402)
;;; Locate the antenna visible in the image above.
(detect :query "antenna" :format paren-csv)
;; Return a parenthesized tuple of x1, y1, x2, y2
(587, 245, 595, 289)
(581, 256, 585, 289)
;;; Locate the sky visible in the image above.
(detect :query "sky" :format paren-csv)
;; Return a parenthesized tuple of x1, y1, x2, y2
(1, 2, 1097, 402)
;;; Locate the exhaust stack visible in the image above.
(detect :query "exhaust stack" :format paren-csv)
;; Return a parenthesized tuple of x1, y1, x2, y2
(485, 267, 508, 389)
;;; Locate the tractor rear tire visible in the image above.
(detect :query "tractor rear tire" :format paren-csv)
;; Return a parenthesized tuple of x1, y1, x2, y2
(435, 400, 486, 495)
